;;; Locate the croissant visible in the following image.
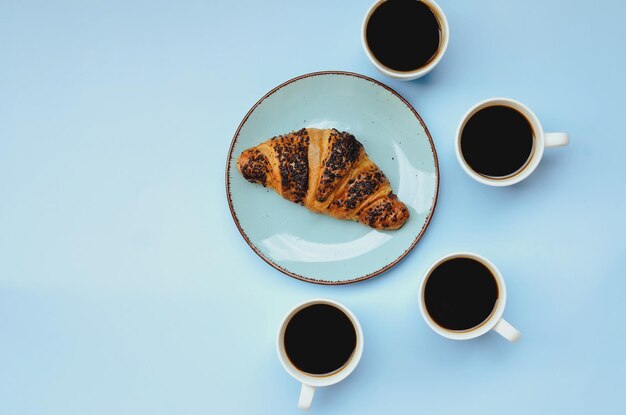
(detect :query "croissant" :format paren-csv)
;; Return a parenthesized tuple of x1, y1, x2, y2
(236, 128, 409, 230)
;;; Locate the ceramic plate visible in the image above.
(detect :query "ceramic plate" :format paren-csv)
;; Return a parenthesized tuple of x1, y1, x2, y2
(226, 72, 439, 284)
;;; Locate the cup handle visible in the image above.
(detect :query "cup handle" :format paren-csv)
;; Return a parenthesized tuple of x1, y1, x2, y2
(493, 318, 522, 342)
(544, 132, 569, 147)
(298, 384, 315, 410)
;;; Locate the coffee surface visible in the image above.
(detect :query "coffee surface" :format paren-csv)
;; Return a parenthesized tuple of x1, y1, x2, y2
(366, 0, 441, 72)
(424, 257, 499, 331)
(461, 105, 534, 178)
(284, 304, 357, 375)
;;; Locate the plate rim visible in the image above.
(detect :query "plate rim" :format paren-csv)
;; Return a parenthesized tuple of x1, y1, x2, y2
(225, 71, 440, 285)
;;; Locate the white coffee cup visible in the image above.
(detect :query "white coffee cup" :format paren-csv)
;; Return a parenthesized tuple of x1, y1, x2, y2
(361, 0, 449, 80)
(418, 252, 521, 342)
(456, 97, 569, 186)
(277, 298, 364, 410)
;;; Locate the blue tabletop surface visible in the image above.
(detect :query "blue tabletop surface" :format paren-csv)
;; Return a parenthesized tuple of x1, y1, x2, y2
(2, 0, 625, 413)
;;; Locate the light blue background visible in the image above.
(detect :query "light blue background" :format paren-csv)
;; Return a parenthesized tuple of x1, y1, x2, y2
(1, 0, 625, 413)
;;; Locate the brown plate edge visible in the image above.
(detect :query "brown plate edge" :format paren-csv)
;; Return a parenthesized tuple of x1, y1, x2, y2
(224, 70, 440, 285)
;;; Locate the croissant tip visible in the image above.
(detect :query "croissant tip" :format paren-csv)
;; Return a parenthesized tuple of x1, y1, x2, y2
(237, 148, 271, 187)
(359, 197, 410, 230)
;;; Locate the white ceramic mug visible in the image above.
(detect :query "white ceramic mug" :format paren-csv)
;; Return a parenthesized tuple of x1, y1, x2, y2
(361, 0, 449, 80)
(456, 97, 569, 186)
(277, 298, 364, 410)
(418, 252, 521, 342)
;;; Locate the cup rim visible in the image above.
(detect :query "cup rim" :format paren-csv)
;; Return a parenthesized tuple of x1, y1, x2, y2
(455, 97, 545, 187)
(277, 298, 364, 387)
(418, 252, 507, 340)
(361, 0, 450, 80)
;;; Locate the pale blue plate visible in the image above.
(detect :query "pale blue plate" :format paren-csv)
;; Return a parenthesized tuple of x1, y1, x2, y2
(226, 72, 439, 284)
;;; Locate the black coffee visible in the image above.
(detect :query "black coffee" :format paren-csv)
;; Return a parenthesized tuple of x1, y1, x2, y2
(366, 0, 441, 72)
(284, 304, 357, 375)
(461, 105, 534, 178)
(424, 258, 499, 331)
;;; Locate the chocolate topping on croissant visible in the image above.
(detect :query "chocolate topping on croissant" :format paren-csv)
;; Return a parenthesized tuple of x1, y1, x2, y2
(237, 128, 409, 230)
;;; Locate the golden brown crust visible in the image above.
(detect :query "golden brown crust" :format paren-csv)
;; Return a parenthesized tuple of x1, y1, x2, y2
(236, 128, 410, 230)
(303, 128, 324, 209)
